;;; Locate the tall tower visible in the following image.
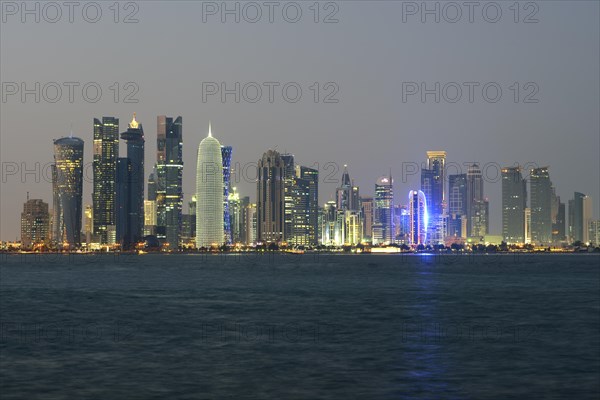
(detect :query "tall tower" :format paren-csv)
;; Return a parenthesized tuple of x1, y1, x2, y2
(92, 117, 119, 244)
(119, 113, 145, 248)
(408, 190, 427, 245)
(196, 123, 224, 248)
(21, 198, 50, 248)
(257, 150, 285, 243)
(373, 174, 394, 245)
(221, 145, 233, 244)
(466, 163, 488, 238)
(448, 173, 467, 238)
(52, 136, 84, 248)
(155, 116, 183, 249)
(530, 167, 552, 244)
(501, 166, 527, 243)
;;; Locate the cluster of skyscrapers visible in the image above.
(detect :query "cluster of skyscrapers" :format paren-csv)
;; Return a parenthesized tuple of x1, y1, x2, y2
(17, 123, 600, 250)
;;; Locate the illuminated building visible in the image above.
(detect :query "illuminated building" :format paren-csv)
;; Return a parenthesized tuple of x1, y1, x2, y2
(52, 135, 84, 248)
(409, 190, 427, 245)
(257, 150, 285, 243)
(21, 197, 50, 248)
(361, 197, 373, 242)
(196, 123, 224, 248)
(466, 163, 488, 238)
(222, 145, 232, 244)
(530, 167, 552, 244)
(501, 166, 527, 244)
(373, 174, 394, 245)
(92, 117, 119, 244)
(448, 174, 467, 238)
(155, 116, 183, 249)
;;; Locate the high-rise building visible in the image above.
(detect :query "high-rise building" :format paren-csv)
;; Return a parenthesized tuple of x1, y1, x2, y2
(115, 157, 131, 246)
(421, 151, 447, 244)
(92, 117, 119, 244)
(155, 116, 183, 249)
(501, 166, 527, 244)
(196, 124, 224, 248)
(280, 154, 295, 242)
(551, 186, 566, 243)
(408, 190, 427, 245)
(144, 200, 157, 236)
(332, 165, 361, 245)
(244, 202, 257, 245)
(448, 174, 467, 238)
(52, 136, 84, 248)
(360, 197, 374, 242)
(21, 198, 50, 248)
(257, 150, 285, 243)
(295, 165, 319, 245)
(118, 114, 145, 248)
(373, 174, 394, 245)
(321, 200, 337, 245)
(569, 192, 593, 243)
(589, 220, 600, 246)
(466, 163, 488, 238)
(221, 145, 233, 244)
(530, 167, 552, 244)
(84, 204, 93, 245)
(524, 207, 531, 244)
(228, 187, 242, 244)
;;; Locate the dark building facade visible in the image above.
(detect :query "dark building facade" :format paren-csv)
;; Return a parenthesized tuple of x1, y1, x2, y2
(221, 145, 232, 244)
(530, 167, 552, 244)
(117, 114, 145, 248)
(501, 167, 527, 243)
(257, 150, 285, 243)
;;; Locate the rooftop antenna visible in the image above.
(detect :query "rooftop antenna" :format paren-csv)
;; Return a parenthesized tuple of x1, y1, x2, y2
(27, 192, 29, 201)
(69, 122, 73, 138)
(208, 121, 212, 137)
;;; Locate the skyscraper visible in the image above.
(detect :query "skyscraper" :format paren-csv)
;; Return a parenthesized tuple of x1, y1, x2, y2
(118, 114, 145, 248)
(569, 192, 593, 243)
(281, 153, 295, 242)
(155, 116, 183, 249)
(228, 187, 242, 244)
(196, 124, 224, 248)
(52, 136, 84, 248)
(21, 197, 50, 248)
(448, 173, 467, 238)
(92, 117, 119, 244)
(421, 151, 446, 244)
(551, 187, 566, 243)
(408, 190, 427, 245)
(257, 150, 285, 243)
(115, 157, 131, 246)
(221, 145, 233, 244)
(360, 197, 374, 242)
(296, 165, 319, 245)
(466, 163, 488, 238)
(530, 167, 552, 244)
(373, 174, 394, 245)
(501, 166, 527, 244)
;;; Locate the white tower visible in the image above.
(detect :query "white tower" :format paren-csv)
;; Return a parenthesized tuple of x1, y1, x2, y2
(196, 123, 224, 248)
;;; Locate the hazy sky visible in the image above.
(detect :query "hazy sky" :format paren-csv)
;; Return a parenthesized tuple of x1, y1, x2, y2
(1, 1, 599, 240)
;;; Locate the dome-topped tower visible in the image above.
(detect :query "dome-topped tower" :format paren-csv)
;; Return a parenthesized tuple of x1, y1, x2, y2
(196, 123, 224, 248)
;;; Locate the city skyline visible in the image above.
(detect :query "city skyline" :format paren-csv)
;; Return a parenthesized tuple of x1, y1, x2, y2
(1, 2, 598, 241)
(4, 112, 600, 244)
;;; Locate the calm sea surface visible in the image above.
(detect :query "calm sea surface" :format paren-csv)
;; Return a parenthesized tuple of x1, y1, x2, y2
(1, 253, 599, 399)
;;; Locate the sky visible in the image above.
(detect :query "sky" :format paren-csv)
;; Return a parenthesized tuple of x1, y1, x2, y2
(1, 1, 599, 240)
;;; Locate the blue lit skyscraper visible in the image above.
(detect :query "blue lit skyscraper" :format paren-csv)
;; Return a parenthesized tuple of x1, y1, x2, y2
(221, 145, 232, 244)
(409, 190, 428, 246)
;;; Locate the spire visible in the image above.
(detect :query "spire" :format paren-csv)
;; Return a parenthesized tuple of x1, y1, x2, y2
(341, 164, 351, 186)
(208, 121, 212, 137)
(69, 122, 73, 138)
(129, 113, 139, 129)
